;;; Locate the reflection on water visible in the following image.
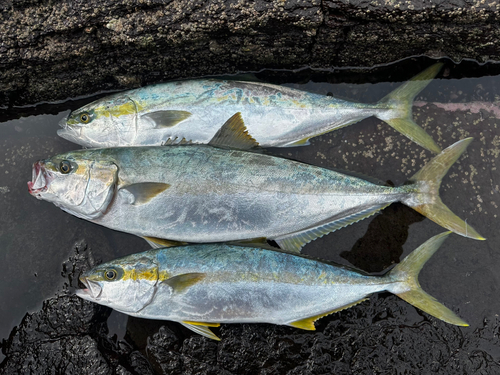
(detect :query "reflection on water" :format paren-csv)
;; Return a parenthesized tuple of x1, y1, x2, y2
(1, 58, 499, 366)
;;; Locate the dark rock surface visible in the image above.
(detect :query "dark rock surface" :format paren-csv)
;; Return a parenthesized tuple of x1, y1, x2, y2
(1, 62, 500, 374)
(2, 240, 500, 374)
(2, 0, 500, 106)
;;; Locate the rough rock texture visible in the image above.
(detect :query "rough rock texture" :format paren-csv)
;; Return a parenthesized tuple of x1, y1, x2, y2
(2, 240, 500, 375)
(2, 0, 500, 106)
(1, 64, 500, 374)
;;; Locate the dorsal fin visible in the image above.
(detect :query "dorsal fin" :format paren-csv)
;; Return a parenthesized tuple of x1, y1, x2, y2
(288, 298, 369, 330)
(179, 322, 221, 341)
(208, 112, 260, 150)
(275, 203, 390, 253)
(228, 237, 277, 250)
(141, 110, 192, 128)
(161, 137, 194, 146)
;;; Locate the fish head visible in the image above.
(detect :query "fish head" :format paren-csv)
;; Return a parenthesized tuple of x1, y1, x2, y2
(58, 93, 138, 147)
(28, 152, 118, 219)
(76, 255, 160, 313)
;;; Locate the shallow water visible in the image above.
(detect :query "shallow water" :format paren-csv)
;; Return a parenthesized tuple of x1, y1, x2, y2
(1, 58, 499, 370)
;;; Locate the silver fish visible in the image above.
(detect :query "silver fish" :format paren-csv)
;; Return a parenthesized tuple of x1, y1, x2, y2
(58, 64, 443, 153)
(76, 232, 468, 340)
(28, 138, 484, 252)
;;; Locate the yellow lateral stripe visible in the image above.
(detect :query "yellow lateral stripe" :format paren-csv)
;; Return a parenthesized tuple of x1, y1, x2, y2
(95, 101, 144, 119)
(122, 268, 160, 282)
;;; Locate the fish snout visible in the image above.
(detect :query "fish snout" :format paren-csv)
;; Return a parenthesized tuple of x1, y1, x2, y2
(58, 115, 70, 130)
(27, 161, 50, 197)
(78, 275, 103, 300)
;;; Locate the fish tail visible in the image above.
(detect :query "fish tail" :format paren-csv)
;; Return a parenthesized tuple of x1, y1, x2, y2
(402, 137, 485, 240)
(376, 63, 443, 154)
(387, 231, 468, 326)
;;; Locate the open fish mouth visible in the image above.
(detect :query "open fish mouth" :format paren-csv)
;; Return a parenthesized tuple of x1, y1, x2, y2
(76, 276, 103, 300)
(27, 161, 50, 197)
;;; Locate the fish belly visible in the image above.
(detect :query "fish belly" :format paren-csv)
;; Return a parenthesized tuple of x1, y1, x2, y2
(95, 189, 396, 243)
(117, 245, 391, 324)
(92, 146, 404, 242)
(134, 281, 385, 324)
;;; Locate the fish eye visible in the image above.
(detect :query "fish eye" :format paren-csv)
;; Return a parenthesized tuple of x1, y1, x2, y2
(59, 160, 72, 174)
(104, 269, 117, 281)
(80, 112, 91, 124)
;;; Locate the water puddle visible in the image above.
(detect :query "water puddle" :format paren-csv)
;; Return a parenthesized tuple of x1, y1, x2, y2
(1, 57, 499, 368)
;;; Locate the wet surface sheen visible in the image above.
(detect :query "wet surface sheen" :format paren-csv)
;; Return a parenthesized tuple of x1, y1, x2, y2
(0, 58, 499, 373)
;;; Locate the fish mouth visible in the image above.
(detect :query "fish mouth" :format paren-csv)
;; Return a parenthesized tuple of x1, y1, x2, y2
(57, 122, 82, 142)
(76, 276, 103, 300)
(27, 161, 51, 197)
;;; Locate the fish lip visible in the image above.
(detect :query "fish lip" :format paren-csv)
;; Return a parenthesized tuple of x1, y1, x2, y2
(78, 276, 102, 300)
(58, 115, 72, 130)
(57, 116, 84, 140)
(27, 161, 50, 197)
(57, 126, 81, 142)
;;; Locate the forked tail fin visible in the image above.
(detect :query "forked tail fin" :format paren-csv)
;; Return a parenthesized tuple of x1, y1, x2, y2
(402, 137, 485, 240)
(387, 232, 468, 326)
(376, 63, 443, 154)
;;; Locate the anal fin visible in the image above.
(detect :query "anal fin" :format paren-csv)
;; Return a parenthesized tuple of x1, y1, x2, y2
(288, 298, 369, 330)
(275, 203, 390, 253)
(180, 322, 221, 341)
(143, 236, 187, 249)
(287, 137, 311, 147)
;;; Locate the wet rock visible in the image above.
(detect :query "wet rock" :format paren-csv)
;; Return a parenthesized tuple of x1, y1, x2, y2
(0, 241, 150, 375)
(0, 294, 112, 374)
(2, 75, 500, 373)
(4, 241, 500, 374)
(2, 0, 500, 106)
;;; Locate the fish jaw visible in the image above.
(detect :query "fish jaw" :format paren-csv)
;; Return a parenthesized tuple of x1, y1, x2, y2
(58, 116, 100, 148)
(76, 276, 103, 301)
(27, 161, 53, 198)
(57, 120, 90, 147)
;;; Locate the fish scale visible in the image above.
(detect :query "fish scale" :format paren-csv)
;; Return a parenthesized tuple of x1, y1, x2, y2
(58, 64, 444, 153)
(76, 232, 469, 340)
(29, 138, 484, 253)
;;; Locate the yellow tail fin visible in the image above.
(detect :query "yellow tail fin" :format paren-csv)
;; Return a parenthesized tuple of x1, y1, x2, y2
(376, 63, 443, 154)
(388, 232, 468, 326)
(403, 137, 485, 240)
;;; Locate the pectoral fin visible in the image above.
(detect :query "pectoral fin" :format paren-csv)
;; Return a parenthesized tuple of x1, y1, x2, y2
(143, 236, 188, 249)
(288, 298, 369, 330)
(162, 273, 206, 293)
(121, 182, 170, 205)
(180, 322, 221, 341)
(141, 110, 192, 128)
(208, 112, 260, 150)
(275, 204, 390, 253)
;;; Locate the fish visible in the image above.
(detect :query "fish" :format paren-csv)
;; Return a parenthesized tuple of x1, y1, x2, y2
(75, 232, 469, 340)
(28, 137, 484, 252)
(58, 64, 443, 153)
